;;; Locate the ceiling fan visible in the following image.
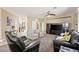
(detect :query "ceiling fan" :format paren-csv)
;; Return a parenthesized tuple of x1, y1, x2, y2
(46, 11, 56, 16)
(45, 7, 56, 17)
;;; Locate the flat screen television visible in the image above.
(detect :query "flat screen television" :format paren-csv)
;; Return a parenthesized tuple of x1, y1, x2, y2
(50, 24, 62, 30)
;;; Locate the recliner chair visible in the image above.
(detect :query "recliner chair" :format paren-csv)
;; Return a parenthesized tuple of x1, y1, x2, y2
(5, 31, 40, 52)
(5, 31, 22, 51)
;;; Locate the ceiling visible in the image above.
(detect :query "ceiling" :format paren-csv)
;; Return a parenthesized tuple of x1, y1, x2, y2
(2, 7, 77, 17)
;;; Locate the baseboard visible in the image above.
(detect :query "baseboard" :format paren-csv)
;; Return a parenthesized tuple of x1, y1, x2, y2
(0, 40, 8, 46)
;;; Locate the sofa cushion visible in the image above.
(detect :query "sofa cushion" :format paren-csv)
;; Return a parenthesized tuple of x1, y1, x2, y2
(68, 31, 79, 47)
(69, 31, 79, 43)
(16, 39, 26, 50)
(71, 35, 79, 45)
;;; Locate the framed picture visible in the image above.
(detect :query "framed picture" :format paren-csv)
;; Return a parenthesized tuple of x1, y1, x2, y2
(7, 16, 12, 26)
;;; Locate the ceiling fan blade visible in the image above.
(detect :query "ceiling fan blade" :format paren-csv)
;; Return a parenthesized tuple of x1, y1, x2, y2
(50, 14, 56, 16)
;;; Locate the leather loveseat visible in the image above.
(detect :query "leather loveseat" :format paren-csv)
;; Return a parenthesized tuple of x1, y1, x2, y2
(53, 31, 79, 52)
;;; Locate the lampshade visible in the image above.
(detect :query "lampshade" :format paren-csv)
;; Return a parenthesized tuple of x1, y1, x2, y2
(63, 22, 69, 27)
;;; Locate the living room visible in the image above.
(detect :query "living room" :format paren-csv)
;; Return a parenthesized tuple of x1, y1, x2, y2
(0, 7, 79, 52)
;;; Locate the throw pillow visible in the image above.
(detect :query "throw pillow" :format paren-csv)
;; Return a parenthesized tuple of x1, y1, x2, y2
(60, 35, 71, 42)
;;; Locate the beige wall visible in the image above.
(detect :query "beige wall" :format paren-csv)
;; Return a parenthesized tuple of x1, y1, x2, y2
(39, 18, 46, 32)
(27, 17, 32, 31)
(43, 12, 78, 33)
(78, 8, 79, 32)
(46, 17, 72, 28)
(71, 12, 78, 31)
(1, 9, 18, 41)
(0, 8, 2, 41)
